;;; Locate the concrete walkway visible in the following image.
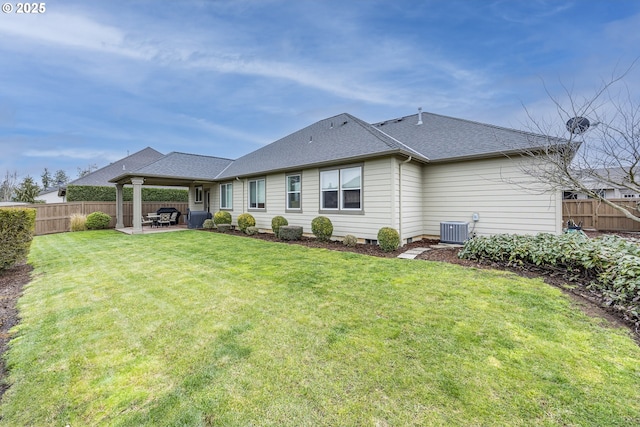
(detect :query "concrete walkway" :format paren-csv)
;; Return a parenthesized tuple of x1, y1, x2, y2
(115, 225, 189, 235)
(397, 243, 463, 259)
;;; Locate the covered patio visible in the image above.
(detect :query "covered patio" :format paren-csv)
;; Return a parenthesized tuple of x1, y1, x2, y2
(109, 152, 234, 234)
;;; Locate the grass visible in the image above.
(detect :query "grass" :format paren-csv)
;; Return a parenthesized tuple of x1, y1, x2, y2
(2, 230, 640, 426)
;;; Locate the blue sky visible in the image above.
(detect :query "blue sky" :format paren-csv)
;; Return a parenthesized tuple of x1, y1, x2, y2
(1, 0, 639, 184)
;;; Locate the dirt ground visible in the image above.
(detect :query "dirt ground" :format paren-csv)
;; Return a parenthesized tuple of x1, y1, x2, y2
(1, 229, 638, 399)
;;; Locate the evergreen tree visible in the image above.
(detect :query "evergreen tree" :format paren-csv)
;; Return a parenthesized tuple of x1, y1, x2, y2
(13, 176, 41, 203)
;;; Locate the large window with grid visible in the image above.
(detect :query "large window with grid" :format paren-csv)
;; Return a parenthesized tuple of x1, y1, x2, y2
(320, 166, 362, 211)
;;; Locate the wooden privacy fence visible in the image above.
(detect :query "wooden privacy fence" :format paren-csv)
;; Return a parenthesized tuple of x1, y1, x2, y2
(563, 198, 640, 232)
(1, 202, 189, 235)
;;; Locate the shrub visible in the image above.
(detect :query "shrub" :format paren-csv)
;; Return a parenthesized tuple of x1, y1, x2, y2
(202, 219, 215, 230)
(85, 211, 111, 230)
(378, 227, 400, 252)
(311, 216, 333, 242)
(70, 213, 87, 232)
(214, 211, 232, 225)
(246, 226, 259, 235)
(237, 213, 256, 233)
(67, 185, 188, 202)
(271, 216, 288, 237)
(217, 224, 232, 233)
(0, 208, 36, 271)
(279, 225, 303, 241)
(343, 234, 358, 247)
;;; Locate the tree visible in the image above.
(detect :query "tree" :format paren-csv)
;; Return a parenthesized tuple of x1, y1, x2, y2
(54, 169, 69, 186)
(518, 62, 640, 224)
(13, 176, 41, 204)
(0, 170, 18, 202)
(77, 164, 97, 178)
(41, 168, 53, 189)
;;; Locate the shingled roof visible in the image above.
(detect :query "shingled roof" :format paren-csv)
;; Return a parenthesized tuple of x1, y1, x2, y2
(374, 111, 556, 162)
(217, 113, 427, 179)
(70, 147, 164, 186)
(110, 152, 234, 185)
(110, 110, 564, 185)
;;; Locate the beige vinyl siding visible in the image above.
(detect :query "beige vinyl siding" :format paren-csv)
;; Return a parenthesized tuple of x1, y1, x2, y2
(399, 160, 423, 242)
(422, 156, 562, 237)
(232, 158, 396, 241)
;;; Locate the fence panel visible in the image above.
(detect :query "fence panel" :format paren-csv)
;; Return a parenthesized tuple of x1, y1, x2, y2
(563, 198, 640, 231)
(1, 202, 189, 235)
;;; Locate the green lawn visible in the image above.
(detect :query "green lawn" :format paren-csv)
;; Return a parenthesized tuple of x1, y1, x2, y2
(2, 230, 640, 426)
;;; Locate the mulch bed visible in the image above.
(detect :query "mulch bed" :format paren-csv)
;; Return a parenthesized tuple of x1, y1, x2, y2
(1, 229, 638, 400)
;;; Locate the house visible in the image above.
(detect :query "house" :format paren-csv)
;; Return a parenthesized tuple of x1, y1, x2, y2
(563, 167, 639, 200)
(38, 147, 166, 203)
(111, 109, 566, 243)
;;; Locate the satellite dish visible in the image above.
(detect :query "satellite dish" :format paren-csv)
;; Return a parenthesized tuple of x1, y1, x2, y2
(566, 117, 590, 134)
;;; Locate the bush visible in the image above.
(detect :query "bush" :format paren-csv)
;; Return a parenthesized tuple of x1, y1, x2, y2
(214, 211, 232, 225)
(217, 224, 232, 233)
(279, 225, 303, 241)
(0, 208, 36, 271)
(271, 216, 288, 237)
(378, 227, 400, 252)
(70, 213, 87, 232)
(311, 216, 333, 242)
(343, 234, 358, 247)
(66, 185, 188, 202)
(246, 226, 259, 235)
(202, 219, 215, 230)
(237, 213, 256, 233)
(85, 211, 111, 230)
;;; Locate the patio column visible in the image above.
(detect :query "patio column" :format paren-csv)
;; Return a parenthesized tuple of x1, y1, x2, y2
(115, 184, 124, 229)
(131, 177, 145, 234)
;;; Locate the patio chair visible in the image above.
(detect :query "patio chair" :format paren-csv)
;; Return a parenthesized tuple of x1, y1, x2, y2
(141, 216, 153, 227)
(157, 212, 172, 227)
(169, 211, 178, 225)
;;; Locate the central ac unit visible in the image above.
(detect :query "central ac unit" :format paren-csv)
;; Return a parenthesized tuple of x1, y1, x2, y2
(440, 221, 469, 244)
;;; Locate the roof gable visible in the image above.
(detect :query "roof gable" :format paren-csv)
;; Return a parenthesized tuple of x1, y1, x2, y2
(217, 113, 424, 178)
(69, 147, 164, 186)
(112, 152, 233, 182)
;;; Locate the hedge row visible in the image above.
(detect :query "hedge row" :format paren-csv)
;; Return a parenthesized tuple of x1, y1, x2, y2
(0, 208, 36, 271)
(67, 185, 188, 202)
(459, 233, 640, 326)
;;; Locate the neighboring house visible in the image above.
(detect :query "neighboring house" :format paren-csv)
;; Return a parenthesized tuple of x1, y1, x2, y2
(563, 167, 640, 200)
(111, 110, 566, 242)
(38, 147, 166, 203)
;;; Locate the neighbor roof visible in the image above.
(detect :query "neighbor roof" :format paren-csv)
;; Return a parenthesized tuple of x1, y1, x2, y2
(70, 147, 165, 186)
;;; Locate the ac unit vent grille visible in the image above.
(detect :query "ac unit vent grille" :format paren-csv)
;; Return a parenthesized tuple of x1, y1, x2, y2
(440, 221, 469, 244)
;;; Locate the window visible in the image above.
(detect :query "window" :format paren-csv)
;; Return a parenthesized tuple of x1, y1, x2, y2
(220, 182, 233, 209)
(286, 174, 301, 210)
(195, 186, 203, 203)
(320, 166, 362, 211)
(249, 178, 266, 209)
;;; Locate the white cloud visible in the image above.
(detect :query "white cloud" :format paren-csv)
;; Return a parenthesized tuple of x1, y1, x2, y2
(24, 148, 122, 161)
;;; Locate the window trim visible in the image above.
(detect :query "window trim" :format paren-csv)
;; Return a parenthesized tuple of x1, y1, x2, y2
(286, 173, 302, 213)
(220, 182, 233, 210)
(248, 177, 266, 211)
(194, 185, 203, 204)
(319, 164, 364, 215)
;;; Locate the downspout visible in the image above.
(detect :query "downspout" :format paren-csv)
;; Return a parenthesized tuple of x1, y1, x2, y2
(236, 177, 244, 213)
(398, 156, 412, 244)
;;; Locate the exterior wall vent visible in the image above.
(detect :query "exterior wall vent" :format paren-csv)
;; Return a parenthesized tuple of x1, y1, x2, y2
(440, 221, 469, 244)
